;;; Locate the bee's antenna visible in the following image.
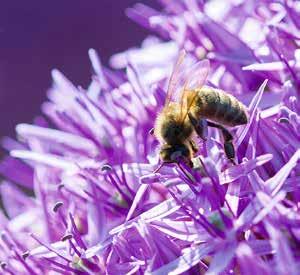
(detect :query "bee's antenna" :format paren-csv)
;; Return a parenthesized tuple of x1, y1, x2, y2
(175, 162, 200, 194)
(153, 162, 165, 173)
(175, 162, 193, 182)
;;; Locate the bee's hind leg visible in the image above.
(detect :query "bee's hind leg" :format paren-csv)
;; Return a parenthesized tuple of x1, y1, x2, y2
(207, 121, 236, 164)
(188, 113, 208, 141)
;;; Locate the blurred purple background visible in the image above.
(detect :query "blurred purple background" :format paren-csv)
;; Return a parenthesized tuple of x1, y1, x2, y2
(0, 0, 158, 139)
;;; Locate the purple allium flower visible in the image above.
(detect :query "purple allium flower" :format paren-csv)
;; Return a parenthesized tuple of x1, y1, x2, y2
(1, 1, 300, 274)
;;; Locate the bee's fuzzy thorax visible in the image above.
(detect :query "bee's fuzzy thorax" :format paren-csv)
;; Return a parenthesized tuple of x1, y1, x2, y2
(154, 103, 194, 145)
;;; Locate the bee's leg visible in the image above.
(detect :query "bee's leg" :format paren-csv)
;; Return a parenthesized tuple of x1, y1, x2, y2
(189, 140, 198, 153)
(188, 113, 208, 141)
(207, 121, 236, 164)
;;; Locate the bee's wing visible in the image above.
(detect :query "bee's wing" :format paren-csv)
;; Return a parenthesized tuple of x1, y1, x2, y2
(182, 59, 210, 91)
(164, 49, 210, 119)
(164, 49, 187, 107)
(179, 59, 210, 122)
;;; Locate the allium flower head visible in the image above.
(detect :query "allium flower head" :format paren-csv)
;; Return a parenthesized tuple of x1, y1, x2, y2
(1, 1, 300, 274)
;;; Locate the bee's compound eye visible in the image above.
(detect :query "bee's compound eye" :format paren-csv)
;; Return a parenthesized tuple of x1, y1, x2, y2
(170, 150, 183, 161)
(173, 128, 180, 135)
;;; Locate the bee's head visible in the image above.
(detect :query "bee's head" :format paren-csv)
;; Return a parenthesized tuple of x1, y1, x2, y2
(159, 143, 193, 166)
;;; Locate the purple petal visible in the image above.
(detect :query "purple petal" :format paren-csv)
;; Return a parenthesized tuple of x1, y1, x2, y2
(220, 154, 273, 185)
(236, 243, 272, 275)
(151, 243, 215, 275)
(236, 79, 268, 148)
(206, 239, 237, 275)
(266, 149, 300, 195)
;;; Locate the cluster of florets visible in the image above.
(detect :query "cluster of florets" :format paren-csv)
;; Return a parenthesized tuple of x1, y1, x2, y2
(0, 1, 299, 274)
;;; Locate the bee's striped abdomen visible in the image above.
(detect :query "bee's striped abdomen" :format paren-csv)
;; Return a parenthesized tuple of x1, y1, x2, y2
(193, 87, 248, 126)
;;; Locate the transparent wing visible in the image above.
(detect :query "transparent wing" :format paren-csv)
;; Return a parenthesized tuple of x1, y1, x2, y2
(179, 59, 210, 122)
(164, 49, 186, 107)
(182, 59, 210, 91)
(164, 49, 210, 125)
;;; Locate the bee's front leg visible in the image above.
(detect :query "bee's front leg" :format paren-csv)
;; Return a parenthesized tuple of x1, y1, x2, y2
(188, 113, 208, 141)
(189, 140, 198, 153)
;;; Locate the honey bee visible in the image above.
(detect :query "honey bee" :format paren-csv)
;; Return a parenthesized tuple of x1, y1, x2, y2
(153, 50, 248, 167)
